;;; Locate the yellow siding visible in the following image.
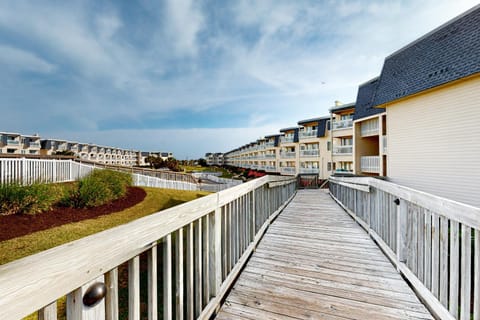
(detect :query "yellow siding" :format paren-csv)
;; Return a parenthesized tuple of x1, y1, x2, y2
(387, 75, 480, 207)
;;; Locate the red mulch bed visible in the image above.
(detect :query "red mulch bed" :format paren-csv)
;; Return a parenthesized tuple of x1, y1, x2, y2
(0, 186, 146, 242)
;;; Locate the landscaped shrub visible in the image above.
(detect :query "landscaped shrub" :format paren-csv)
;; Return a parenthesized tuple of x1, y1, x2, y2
(0, 182, 61, 215)
(61, 169, 132, 208)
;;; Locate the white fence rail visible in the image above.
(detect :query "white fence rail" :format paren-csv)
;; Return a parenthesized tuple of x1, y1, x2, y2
(0, 158, 198, 191)
(329, 176, 480, 320)
(0, 175, 297, 320)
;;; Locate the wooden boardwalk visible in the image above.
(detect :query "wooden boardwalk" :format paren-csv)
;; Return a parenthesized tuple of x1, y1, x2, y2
(215, 189, 434, 320)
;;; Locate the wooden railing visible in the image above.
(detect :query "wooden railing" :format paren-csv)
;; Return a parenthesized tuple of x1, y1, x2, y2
(0, 175, 296, 320)
(0, 158, 198, 191)
(329, 176, 480, 320)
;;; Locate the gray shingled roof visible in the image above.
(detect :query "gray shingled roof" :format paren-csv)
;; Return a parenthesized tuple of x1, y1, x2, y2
(372, 5, 480, 107)
(354, 77, 385, 120)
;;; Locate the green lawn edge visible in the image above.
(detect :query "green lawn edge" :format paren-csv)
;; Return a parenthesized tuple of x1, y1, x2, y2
(0, 187, 210, 265)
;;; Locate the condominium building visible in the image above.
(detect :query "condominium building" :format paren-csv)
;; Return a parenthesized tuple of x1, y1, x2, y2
(205, 153, 225, 166)
(278, 127, 299, 176)
(0, 132, 41, 155)
(353, 77, 387, 176)
(297, 116, 331, 179)
(330, 102, 355, 174)
(365, 5, 480, 207)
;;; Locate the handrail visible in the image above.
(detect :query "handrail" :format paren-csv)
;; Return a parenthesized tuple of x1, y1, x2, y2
(0, 175, 297, 319)
(329, 176, 480, 320)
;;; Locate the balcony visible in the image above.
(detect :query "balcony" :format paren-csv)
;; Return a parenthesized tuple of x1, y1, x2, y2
(333, 145, 353, 155)
(299, 130, 317, 139)
(361, 156, 380, 173)
(361, 118, 379, 137)
(265, 153, 276, 159)
(280, 151, 296, 159)
(299, 168, 319, 174)
(280, 136, 295, 144)
(27, 142, 41, 148)
(300, 149, 319, 157)
(264, 165, 277, 172)
(280, 167, 296, 175)
(6, 140, 20, 146)
(265, 141, 275, 148)
(332, 119, 353, 130)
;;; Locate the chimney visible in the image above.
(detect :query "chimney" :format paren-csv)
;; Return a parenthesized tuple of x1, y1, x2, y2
(334, 100, 343, 106)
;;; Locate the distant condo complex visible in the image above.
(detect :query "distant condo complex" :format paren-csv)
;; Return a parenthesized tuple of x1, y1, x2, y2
(218, 6, 480, 208)
(0, 132, 172, 167)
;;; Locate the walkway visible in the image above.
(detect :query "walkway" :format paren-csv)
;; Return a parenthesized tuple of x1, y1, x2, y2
(215, 189, 433, 320)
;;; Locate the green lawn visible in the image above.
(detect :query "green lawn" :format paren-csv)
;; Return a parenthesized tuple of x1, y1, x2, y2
(0, 187, 210, 265)
(181, 165, 234, 178)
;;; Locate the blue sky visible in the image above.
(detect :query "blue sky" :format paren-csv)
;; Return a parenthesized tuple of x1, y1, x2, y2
(0, 0, 477, 159)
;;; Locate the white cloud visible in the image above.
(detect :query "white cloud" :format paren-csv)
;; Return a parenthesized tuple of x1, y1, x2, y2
(164, 0, 204, 56)
(0, 45, 56, 73)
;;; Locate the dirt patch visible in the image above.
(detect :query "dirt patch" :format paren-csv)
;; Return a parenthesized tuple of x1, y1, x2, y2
(0, 186, 146, 242)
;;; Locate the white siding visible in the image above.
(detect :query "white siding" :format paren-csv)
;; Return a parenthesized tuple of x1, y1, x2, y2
(387, 75, 480, 208)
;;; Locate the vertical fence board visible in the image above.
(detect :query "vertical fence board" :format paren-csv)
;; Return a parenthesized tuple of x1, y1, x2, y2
(128, 256, 140, 320)
(163, 235, 173, 320)
(460, 225, 472, 320)
(147, 245, 157, 320)
(105, 268, 119, 320)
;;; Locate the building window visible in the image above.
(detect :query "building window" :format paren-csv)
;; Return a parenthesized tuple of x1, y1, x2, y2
(327, 141, 331, 151)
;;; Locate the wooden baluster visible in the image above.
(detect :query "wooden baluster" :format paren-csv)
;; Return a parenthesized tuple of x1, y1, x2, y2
(175, 228, 184, 320)
(147, 244, 158, 320)
(163, 235, 173, 320)
(195, 218, 203, 316)
(128, 256, 140, 320)
(449, 221, 460, 317)
(460, 225, 471, 320)
(439, 217, 449, 307)
(38, 302, 57, 320)
(186, 223, 194, 319)
(105, 268, 119, 320)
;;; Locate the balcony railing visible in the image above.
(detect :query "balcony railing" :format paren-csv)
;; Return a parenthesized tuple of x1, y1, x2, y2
(333, 145, 353, 155)
(382, 135, 387, 154)
(265, 154, 276, 158)
(280, 167, 296, 175)
(280, 151, 296, 159)
(264, 165, 277, 172)
(265, 142, 275, 148)
(7, 140, 20, 146)
(280, 136, 294, 144)
(361, 118, 379, 136)
(299, 130, 317, 139)
(360, 156, 380, 173)
(27, 142, 41, 148)
(332, 119, 353, 130)
(299, 168, 319, 174)
(300, 150, 319, 157)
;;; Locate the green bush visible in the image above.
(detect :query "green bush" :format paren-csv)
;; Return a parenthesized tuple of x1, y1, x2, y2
(0, 182, 60, 215)
(61, 169, 132, 208)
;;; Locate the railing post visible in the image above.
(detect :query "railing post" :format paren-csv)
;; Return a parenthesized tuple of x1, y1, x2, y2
(21, 157, 26, 185)
(396, 198, 408, 265)
(210, 193, 222, 299)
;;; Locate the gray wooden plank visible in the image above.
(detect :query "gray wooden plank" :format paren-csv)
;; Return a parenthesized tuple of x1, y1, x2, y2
(214, 189, 434, 320)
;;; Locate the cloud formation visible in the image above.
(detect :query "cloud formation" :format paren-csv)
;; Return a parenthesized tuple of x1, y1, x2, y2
(0, 0, 478, 158)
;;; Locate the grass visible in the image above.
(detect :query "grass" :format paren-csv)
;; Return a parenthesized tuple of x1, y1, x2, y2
(181, 165, 234, 179)
(3, 186, 209, 320)
(0, 187, 210, 265)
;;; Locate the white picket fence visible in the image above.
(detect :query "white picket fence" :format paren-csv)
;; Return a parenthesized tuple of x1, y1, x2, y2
(193, 172, 243, 192)
(0, 158, 198, 191)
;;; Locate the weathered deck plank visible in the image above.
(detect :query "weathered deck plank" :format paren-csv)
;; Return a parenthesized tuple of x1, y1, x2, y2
(215, 189, 433, 320)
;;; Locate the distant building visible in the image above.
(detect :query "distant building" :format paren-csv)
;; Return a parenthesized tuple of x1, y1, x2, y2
(0, 132, 41, 155)
(205, 153, 224, 166)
